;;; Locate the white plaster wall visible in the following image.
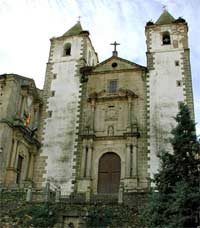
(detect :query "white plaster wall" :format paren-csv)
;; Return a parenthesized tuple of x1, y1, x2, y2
(149, 25, 185, 51)
(53, 37, 83, 62)
(148, 50, 185, 179)
(42, 36, 83, 194)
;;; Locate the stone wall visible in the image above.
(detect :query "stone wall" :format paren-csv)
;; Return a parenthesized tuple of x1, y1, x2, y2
(145, 21, 194, 181)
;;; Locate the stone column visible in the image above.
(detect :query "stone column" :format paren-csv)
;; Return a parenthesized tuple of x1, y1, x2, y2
(28, 153, 35, 180)
(25, 152, 30, 179)
(10, 140, 18, 168)
(55, 187, 61, 203)
(91, 99, 96, 133)
(85, 186, 91, 202)
(132, 145, 137, 177)
(44, 180, 50, 202)
(127, 97, 132, 129)
(20, 96, 26, 119)
(118, 184, 124, 204)
(81, 144, 87, 178)
(125, 144, 131, 178)
(86, 142, 93, 178)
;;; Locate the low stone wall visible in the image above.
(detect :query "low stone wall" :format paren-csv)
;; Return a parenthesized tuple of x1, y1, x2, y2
(0, 187, 147, 227)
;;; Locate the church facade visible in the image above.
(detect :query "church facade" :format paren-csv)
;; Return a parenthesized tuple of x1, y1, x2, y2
(0, 10, 194, 197)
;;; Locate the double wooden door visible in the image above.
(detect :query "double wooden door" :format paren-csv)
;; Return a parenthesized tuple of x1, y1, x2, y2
(98, 152, 121, 194)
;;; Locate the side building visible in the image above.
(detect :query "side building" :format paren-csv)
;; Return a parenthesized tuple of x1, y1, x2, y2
(0, 74, 42, 187)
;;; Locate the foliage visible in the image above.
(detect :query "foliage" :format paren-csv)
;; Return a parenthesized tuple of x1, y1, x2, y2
(7, 202, 141, 228)
(86, 204, 141, 228)
(141, 103, 200, 228)
(86, 204, 112, 227)
(13, 203, 59, 227)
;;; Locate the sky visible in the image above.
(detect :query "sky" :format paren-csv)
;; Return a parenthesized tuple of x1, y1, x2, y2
(0, 0, 199, 135)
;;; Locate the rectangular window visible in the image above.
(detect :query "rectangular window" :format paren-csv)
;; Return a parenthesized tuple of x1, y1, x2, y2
(175, 60, 179, 66)
(47, 111, 52, 118)
(178, 101, 183, 109)
(176, 80, 182, 87)
(51, 91, 55, 97)
(108, 80, 118, 93)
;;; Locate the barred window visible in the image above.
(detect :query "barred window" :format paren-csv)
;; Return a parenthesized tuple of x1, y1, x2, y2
(108, 80, 118, 93)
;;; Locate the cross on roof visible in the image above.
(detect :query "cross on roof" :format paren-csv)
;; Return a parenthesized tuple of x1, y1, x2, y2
(163, 5, 167, 11)
(77, 16, 81, 22)
(110, 41, 120, 52)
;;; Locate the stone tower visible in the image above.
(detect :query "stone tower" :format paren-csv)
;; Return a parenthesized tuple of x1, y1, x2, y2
(145, 10, 194, 180)
(36, 22, 98, 194)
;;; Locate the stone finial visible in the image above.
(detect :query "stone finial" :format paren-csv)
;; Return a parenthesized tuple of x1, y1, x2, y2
(26, 186, 32, 202)
(118, 183, 124, 204)
(55, 186, 61, 203)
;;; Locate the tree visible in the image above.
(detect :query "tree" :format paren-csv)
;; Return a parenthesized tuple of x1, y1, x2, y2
(141, 103, 200, 228)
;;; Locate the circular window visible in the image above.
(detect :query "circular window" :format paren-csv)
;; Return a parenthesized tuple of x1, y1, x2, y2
(112, 62, 118, 68)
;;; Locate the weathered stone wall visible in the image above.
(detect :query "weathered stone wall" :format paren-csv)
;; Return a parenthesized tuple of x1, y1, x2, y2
(0, 187, 145, 228)
(36, 31, 98, 195)
(146, 22, 194, 180)
(76, 57, 148, 193)
(0, 75, 41, 187)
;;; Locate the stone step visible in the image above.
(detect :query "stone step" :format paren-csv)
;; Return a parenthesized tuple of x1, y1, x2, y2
(90, 194, 118, 204)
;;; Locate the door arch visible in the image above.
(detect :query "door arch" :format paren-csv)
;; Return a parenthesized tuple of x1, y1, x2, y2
(97, 152, 121, 194)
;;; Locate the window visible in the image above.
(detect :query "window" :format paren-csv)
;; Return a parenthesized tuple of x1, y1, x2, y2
(63, 43, 71, 56)
(53, 74, 57, 79)
(48, 111, 52, 118)
(108, 80, 118, 93)
(51, 91, 55, 97)
(162, 32, 171, 45)
(178, 101, 183, 109)
(175, 60, 179, 66)
(112, 62, 118, 68)
(176, 80, 182, 87)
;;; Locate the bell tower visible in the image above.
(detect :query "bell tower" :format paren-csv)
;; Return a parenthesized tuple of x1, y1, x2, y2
(145, 10, 194, 180)
(35, 22, 98, 194)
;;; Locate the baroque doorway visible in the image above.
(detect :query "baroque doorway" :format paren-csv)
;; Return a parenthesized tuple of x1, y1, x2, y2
(97, 152, 121, 194)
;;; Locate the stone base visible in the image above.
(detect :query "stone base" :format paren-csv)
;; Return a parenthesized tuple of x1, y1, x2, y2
(5, 168, 17, 186)
(77, 178, 91, 193)
(122, 178, 138, 192)
(22, 179, 34, 188)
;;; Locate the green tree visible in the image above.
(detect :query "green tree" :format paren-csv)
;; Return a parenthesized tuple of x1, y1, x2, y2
(141, 103, 200, 228)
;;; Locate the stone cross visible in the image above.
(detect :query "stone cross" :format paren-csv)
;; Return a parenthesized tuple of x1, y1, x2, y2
(110, 41, 120, 52)
(110, 41, 120, 57)
(77, 16, 81, 22)
(163, 5, 167, 11)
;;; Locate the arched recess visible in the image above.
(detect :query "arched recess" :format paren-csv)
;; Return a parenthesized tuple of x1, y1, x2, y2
(162, 31, 171, 45)
(97, 152, 121, 194)
(63, 43, 71, 56)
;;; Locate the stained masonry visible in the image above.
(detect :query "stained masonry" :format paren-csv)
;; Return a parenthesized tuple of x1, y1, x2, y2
(0, 10, 194, 199)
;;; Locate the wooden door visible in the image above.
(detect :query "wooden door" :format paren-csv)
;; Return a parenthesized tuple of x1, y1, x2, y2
(98, 152, 121, 194)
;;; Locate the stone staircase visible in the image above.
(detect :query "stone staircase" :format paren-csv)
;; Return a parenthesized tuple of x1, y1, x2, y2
(90, 193, 118, 204)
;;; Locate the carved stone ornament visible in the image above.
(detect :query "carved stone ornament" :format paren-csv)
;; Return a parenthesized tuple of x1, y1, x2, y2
(105, 108, 118, 121)
(88, 88, 138, 102)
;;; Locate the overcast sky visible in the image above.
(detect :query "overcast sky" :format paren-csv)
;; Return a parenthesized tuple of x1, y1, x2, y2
(0, 0, 199, 135)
